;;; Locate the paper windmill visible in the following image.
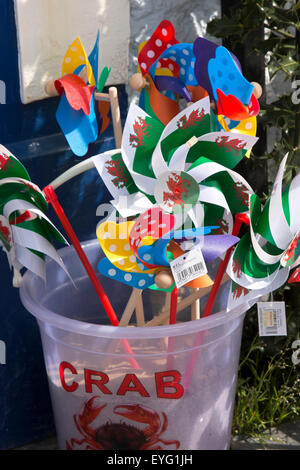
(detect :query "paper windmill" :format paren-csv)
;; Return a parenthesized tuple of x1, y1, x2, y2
(96, 206, 240, 292)
(94, 95, 258, 239)
(50, 31, 111, 157)
(226, 153, 300, 309)
(132, 21, 260, 135)
(0, 145, 68, 285)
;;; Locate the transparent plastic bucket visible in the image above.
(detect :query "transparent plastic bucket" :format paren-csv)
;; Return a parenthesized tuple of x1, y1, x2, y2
(19, 239, 247, 451)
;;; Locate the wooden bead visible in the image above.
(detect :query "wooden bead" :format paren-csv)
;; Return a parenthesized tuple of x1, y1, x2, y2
(251, 82, 262, 99)
(129, 73, 147, 90)
(154, 270, 174, 290)
(44, 80, 58, 97)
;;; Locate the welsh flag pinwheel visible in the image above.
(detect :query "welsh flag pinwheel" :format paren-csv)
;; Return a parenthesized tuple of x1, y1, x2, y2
(93, 95, 258, 237)
(93, 94, 258, 291)
(0, 145, 68, 284)
(226, 153, 300, 309)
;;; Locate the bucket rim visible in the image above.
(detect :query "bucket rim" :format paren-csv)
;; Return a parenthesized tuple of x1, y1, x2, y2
(19, 239, 251, 340)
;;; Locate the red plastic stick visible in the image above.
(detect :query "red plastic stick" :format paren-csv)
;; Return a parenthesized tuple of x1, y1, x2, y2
(43, 185, 119, 327)
(202, 213, 250, 318)
(169, 285, 179, 325)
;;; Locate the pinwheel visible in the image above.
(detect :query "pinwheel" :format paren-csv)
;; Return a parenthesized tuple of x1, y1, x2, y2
(94, 95, 258, 240)
(96, 205, 241, 292)
(45, 31, 112, 156)
(0, 145, 68, 286)
(226, 153, 300, 309)
(130, 20, 261, 134)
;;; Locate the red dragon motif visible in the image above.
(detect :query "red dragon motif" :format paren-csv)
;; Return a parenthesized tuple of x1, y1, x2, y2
(233, 182, 249, 207)
(213, 218, 229, 234)
(0, 221, 11, 245)
(215, 136, 247, 155)
(105, 159, 128, 189)
(163, 173, 191, 208)
(232, 283, 250, 299)
(282, 233, 300, 265)
(129, 117, 152, 148)
(177, 108, 205, 130)
(232, 259, 243, 278)
(0, 152, 14, 171)
(66, 397, 180, 450)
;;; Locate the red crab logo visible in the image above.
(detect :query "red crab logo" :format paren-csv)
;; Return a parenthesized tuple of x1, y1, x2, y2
(105, 159, 128, 189)
(163, 173, 191, 209)
(177, 108, 205, 130)
(0, 152, 14, 171)
(66, 397, 180, 450)
(129, 117, 152, 148)
(215, 136, 247, 155)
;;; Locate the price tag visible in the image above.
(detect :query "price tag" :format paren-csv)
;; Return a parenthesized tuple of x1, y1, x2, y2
(170, 246, 207, 288)
(257, 301, 287, 337)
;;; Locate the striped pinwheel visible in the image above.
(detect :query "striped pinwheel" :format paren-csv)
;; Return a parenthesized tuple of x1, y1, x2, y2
(93, 94, 258, 238)
(93, 94, 259, 292)
(0, 145, 68, 286)
(226, 153, 300, 309)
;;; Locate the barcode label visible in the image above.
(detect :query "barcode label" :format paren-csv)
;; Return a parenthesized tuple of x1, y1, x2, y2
(257, 302, 287, 336)
(170, 247, 207, 288)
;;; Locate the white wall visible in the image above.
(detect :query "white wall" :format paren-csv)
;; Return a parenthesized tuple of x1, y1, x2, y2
(14, 0, 130, 103)
(14, 0, 221, 104)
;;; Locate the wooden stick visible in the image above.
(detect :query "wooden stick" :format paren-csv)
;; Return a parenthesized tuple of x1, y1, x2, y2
(145, 274, 230, 327)
(108, 86, 122, 148)
(94, 91, 111, 102)
(119, 288, 142, 326)
(135, 293, 145, 327)
(191, 290, 201, 321)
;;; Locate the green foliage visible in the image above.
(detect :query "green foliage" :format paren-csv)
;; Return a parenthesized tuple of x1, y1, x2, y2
(232, 297, 300, 436)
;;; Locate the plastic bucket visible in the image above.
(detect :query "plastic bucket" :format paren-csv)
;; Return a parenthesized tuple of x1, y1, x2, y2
(20, 239, 247, 450)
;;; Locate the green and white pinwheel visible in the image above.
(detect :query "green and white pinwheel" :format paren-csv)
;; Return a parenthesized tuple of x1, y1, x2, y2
(92, 96, 258, 234)
(0, 145, 68, 286)
(227, 153, 300, 309)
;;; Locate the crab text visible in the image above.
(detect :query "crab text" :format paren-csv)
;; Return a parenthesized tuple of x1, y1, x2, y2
(59, 361, 184, 399)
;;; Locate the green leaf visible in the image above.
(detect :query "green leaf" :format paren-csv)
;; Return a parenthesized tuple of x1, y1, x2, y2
(97, 66, 111, 93)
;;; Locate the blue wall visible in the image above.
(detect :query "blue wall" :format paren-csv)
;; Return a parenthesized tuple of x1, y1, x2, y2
(0, 0, 128, 449)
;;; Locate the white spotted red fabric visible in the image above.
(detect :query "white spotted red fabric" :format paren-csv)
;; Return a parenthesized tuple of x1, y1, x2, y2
(129, 208, 176, 268)
(138, 20, 179, 75)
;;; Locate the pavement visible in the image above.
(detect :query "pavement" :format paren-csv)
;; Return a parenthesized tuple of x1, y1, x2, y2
(231, 420, 300, 450)
(11, 420, 300, 450)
